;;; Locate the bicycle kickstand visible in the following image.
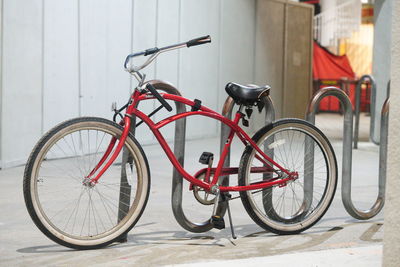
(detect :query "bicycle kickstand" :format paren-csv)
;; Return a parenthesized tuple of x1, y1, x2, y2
(210, 192, 237, 239)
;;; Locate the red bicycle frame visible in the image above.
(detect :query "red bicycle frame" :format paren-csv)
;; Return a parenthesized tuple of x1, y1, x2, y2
(89, 89, 297, 192)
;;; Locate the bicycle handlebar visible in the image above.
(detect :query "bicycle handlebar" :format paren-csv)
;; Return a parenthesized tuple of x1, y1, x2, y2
(124, 35, 210, 112)
(186, 35, 211, 47)
(124, 35, 211, 71)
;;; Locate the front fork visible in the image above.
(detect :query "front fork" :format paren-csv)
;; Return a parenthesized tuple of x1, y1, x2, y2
(86, 115, 132, 185)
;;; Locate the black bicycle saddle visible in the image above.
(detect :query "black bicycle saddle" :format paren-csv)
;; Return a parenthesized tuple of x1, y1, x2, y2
(225, 82, 270, 105)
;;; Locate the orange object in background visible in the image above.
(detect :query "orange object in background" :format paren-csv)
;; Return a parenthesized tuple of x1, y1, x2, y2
(313, 41, 356, 112)
(313, 41, 355, 81)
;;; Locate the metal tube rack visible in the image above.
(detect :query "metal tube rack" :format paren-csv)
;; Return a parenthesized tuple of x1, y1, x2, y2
(148, 80, 218, 233)
(117, 80, 223, 236)
(306, 86, 388, 220)
(354, 75, 377, 148)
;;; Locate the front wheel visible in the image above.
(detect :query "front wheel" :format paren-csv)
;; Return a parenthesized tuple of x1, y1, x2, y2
(23, 117, 150, 249)
(239, 119, 337, 234)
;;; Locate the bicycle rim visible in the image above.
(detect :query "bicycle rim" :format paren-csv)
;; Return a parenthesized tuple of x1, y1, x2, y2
(25, 118, 149, 248)
(240, 120, 337, 233)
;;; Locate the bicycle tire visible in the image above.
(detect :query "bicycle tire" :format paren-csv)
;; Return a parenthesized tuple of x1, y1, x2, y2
(239, 118, 337, 234)
(23, 117, 150, 249)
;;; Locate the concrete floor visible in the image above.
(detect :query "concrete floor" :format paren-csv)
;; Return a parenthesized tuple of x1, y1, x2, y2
(0, 113, 384, 266)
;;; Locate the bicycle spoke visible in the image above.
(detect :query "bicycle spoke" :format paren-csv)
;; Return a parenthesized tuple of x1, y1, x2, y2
(64, 187, 85, 232)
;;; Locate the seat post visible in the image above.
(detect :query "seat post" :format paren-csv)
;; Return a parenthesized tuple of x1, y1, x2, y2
(233, 105, 244, 125)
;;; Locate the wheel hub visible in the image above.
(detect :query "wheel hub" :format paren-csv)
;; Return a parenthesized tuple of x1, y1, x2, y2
(82, 178, 95, 188)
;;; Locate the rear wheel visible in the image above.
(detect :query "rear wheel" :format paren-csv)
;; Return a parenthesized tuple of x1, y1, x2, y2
(239, 119, 337, 234)
(23, 117, 150, 249)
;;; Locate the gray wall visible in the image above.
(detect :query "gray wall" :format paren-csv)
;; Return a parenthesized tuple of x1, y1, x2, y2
(254, 0, 313, 119)
(383, 0, 400, 265)
(372, 0, 392, 142)
(0, 0, 258, 168)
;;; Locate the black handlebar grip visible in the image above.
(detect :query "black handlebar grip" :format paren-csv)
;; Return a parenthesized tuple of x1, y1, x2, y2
(146, 83, 173, 112)
(186, 35, 211, 48)
(144, 47, 160, 56)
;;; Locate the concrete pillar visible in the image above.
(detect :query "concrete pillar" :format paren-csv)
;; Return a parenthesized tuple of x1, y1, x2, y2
(372, 0, 393, 144)
(383, 0, 400, 266)
(320, 0, 337, 47)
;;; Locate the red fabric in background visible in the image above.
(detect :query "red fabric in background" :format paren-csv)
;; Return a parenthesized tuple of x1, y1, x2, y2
(313, 42, 355, 79)
(313, 41, 356, 111)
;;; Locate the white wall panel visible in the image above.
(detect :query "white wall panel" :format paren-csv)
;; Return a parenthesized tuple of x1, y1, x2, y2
(79, 0, 132, 121)
(43, 0, 79, 132)
(179, 0, 220, 139)
(155, 0, 180, 85)
(154, 0, 180, 141)
(1, 0, 43, 167)
(131, 0, 157, 143)
(103, 0, 133, 113)
(219, 0, 256, 131)
(0, 0, 260, 168)
(79, 0, 109, 118)
(219, 0, 255, 103)
(0, 0, 3, 166)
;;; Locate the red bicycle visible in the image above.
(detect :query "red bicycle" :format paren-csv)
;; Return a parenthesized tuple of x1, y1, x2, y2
(23, 36, 337, 249)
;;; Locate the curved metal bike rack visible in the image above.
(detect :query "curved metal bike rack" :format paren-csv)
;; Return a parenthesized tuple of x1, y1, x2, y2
(354, 75, 377, 148)
(118, 80, 219, 235)
(148, 80, 218, 233)
(378, 97, 389, 207)
(306, 86, 388, 220)
(220, 91, 275, 212)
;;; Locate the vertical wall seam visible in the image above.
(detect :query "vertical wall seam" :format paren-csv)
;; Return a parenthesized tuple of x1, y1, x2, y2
(282, 3, 288, 118)
(77, 0, 82, 116)
(0, 0, 3, 167)
(152, 0, 159, 142)
(309, 6, 314, 101)
(41, 0, 45, 134)
(129, 0, 135, 94)
(252, 0, 259, 132)
(105, 0, 110, 101)
(154, 0, 159, 78)
(252, 0, 257, 83)
(217, 0, 223, 135)
(177, 0, 182, 90)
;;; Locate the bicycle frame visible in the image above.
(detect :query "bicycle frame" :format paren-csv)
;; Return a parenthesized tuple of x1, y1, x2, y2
(88, 88, 297, 192)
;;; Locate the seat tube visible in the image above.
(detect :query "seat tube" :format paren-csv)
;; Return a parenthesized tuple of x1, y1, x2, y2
(233, 110, 243, 124)
(212, 111, 242, 185)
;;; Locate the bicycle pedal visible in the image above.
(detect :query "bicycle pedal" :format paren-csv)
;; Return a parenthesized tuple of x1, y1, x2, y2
(211, 215, 225, 230)
(199, 152, 214, 165)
